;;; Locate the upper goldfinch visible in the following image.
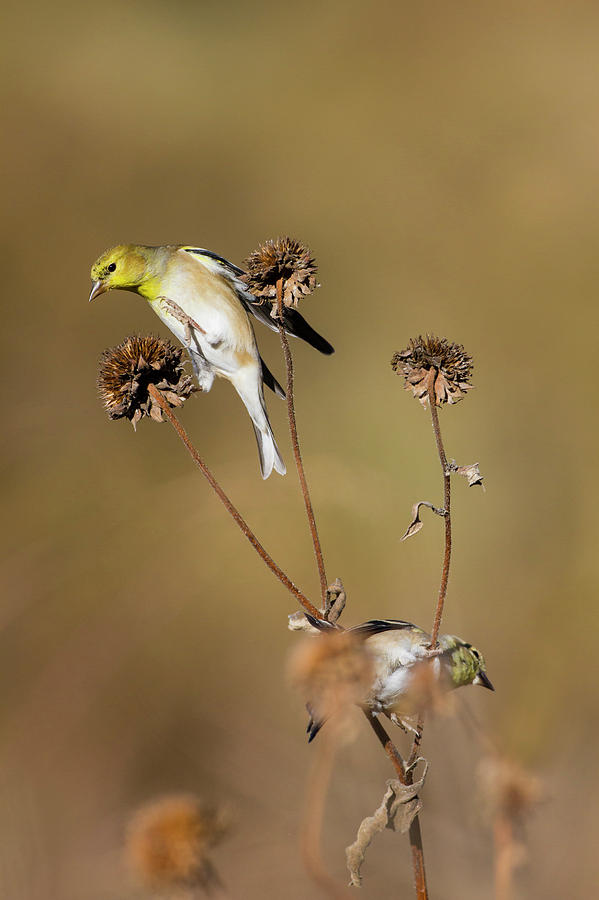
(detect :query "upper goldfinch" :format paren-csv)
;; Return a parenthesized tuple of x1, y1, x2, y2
(89, 245, 332, 478)
(304, 615, 493, 741)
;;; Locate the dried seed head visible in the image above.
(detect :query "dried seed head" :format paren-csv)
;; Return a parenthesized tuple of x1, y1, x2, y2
(242, 237, 318, 313)
(288, 630, 373, 725)
(98, 335, 196, 428)
(399, 659, 457, 719)
(477, 756, 541, 823)
(391, 335, 473, 407)
(126, 794, 229, 891)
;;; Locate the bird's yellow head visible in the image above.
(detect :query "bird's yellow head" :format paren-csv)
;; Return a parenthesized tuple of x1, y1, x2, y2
(89, 245, 163, 302)
(438, 635, 494, 691)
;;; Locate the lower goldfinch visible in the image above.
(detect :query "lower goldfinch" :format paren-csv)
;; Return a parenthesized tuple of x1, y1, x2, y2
(89, 245, 332, 478)
(304, 615, 493, 741)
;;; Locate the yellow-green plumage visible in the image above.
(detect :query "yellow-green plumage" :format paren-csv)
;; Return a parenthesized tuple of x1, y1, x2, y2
(304, 615, 493, 741)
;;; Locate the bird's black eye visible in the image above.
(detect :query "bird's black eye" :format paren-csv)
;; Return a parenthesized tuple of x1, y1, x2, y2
(471, 649, 480, 659)
(107, 262, 117, 273)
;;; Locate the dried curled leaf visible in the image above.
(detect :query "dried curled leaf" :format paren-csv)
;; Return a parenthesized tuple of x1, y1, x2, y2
(345, 760, 428, 887)
(401, 502, 446, 541)
(455, 462, 485, 489)
(288, 578, 346, 630)
(324, 578, 346, 623)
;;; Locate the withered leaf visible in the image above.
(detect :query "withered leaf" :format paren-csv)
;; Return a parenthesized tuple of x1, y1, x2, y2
(346, 760, 429, 887)
(401, 501, 445, 541)
(456, 462, 485, 489)
(325, 578, 346, 623)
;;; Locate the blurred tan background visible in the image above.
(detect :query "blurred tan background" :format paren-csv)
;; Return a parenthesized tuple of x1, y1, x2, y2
(2, 0, 598, 896)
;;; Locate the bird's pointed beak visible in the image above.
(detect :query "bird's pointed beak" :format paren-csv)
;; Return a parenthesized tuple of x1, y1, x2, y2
(89, 280, 107, 302)
(473, 671, 495, 691)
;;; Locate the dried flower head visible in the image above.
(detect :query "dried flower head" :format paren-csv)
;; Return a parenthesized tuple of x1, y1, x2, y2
(242, 237, 318, 313)
(288, 629, 373, 725)
(398, 658, 457, 719)
(126, 794, 229, 892)
(98, 335, 196, 428)
(477, 755, 542, 823)
(391, 335, 473, 407)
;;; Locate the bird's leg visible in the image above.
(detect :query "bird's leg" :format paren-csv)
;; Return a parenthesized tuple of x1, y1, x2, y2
(160, 297, 207, 342)
(389, 712, 422, 739)
(388, 712, 410, 734)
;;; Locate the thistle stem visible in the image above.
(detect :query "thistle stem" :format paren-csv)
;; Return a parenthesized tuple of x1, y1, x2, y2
(409, 817, 429, 900)
(148, 384, 322, 619)
(363, 710, 407, 781)
(427, 370, 452, 647)
(493, 814, 516, 900)
(276, 278, 328, 605)
(363, 711, 429, 899)
(301, 726, 351, 899)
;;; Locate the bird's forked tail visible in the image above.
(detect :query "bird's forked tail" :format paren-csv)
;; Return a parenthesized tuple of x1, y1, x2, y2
(251, 420, 286, 479)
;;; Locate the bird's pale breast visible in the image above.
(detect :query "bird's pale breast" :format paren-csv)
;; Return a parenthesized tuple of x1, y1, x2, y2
(161, 250, 256, 353)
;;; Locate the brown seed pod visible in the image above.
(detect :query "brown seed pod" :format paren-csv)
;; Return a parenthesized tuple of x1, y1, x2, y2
(392, 334, 473, 407)
(98, 334, 196, 428)
(242, 237, 318, 313)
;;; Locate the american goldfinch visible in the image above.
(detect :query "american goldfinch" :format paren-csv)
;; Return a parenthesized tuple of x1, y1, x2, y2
(303, 615, 493, 741)
(89, 244, 333, 478)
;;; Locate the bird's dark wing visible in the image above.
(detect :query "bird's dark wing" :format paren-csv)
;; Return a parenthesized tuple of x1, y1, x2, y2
(304, 614, 420, 640)
(303, 613, 338, 632)
(243, 301, 334, 355)
(261, 356, 285, 398)
(350, 619, 419, 639)
(306, 703, 326, 743)
(181, 247, 245, 275)
(181, 246, 335, 355)
(280, 306, 334, 355)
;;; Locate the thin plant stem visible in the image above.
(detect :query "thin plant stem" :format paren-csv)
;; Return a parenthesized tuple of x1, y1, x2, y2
(301, 725, 351, 900)
(276, 278, 328, 605)
(407, 718, 424, 769)
(427, 369, 452, 647)
(362, 710, 407, 782)
(402, 369, 455, 898)
(362, 710, 429, 899)
(148, 384, 321, 619)
(493, 815, 515, 900)
(409, 817, 429, 900)
(398, 367, 458, 898)
(403, 369, 456, 897)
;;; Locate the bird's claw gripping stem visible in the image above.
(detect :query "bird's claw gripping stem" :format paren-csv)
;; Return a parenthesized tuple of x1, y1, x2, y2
(160, 297, 206, 341)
